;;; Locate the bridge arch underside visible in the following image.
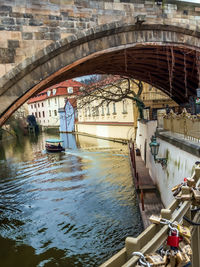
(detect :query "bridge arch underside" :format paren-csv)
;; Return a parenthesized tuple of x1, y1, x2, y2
(1, 23, 200, 126)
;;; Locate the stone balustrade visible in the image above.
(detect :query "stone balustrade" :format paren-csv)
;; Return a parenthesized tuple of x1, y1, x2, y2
(163, 109, 200, 142)
(101, 165, 200, 267)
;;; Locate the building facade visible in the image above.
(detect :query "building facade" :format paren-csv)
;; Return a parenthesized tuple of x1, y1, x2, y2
(76, 77, 178, 141)
(27, 80, 83, 129)
(59, 99, 77, 133)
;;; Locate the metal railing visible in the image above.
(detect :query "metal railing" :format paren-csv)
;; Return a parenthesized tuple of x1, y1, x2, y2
(100, 165, 200, 267)
(163, 109, 200, 142)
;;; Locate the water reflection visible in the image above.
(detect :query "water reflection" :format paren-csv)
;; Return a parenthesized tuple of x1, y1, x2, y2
(60, 133, 77, 150)
(0, 144, 5, 160)
(0, 133, 143, 266)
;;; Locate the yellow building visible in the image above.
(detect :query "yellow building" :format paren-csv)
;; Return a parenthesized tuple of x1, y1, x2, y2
(76, 77, 178, 141)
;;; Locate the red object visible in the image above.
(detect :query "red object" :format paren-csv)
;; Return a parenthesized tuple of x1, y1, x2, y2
(184, 177, 187, 182)
(167, 231, 179, 247)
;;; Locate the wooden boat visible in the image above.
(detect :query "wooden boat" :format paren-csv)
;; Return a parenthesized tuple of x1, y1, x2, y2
(45, 139, 65, 152)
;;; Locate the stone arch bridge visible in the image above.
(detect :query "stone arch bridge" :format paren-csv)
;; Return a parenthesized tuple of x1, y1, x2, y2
(1, 0, 200, 126)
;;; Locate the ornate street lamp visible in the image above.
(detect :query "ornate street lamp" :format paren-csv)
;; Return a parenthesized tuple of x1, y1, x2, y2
(149, 135, 167, 167)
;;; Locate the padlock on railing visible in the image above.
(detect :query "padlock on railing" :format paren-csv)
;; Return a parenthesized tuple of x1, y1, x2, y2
(186, 177, 196, 187)
(167, 225, 180, 249)
(132, 252, 151, 267)
(146, 253, 166, 266)
(192, 187, 200, 202)
(177, 224, 191, 239)
(176, 250, 191, 267)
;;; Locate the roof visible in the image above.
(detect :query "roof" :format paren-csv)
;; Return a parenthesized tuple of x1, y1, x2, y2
(48, 80, 84, 90)
(27, 79, 85, 104)
(67, 98, 77, 108)
(46, 139, 63, 143)
(27, 92, 47, 104)
(89, 75, 122, 88)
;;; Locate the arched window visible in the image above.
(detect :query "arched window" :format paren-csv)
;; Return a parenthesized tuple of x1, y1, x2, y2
(113, 102, 116, 114)
(107, 103, 110, 115)
(122, 100, 127, 114)
(101, 105, 104, 116)
(96, 107, 99, 116)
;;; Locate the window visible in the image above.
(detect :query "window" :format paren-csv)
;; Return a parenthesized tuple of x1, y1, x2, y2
(122, 100, 127, 114)
(43, 111, 45, 117)
(39, 112, 41, 118)
(75, 108, 78, 120)
(96, 107, 99, 116)
(107, 104, 110, 115)
(49, 110, 51, 117)
(42, 102, 44, 107)
(101, 105, 104, 116)
(38, 103, 40, 107)
(35, 112, 37, 118)
(31, 105, 33, 109)
(34, 104, 36, 108)
(67, 87, 73, 94)
(92, 107, 95, 117)
(48, 99, 50, 106)
(54, 110, 57, 116)
(47, 90, 51, 97)
(32, 113, 34, 116)
(53, 88, 57, 95)
(113, 102, 116, 114)
(55, 98, 57, 104)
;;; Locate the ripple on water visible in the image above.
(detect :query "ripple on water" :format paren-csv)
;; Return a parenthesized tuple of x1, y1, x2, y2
(0, 135, 143, 266)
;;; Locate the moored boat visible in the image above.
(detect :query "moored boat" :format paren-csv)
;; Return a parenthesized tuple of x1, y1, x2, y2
(45, 139, 65, 152)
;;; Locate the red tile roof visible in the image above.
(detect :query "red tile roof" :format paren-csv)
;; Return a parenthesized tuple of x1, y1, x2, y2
(27, 93, 47, 104)
(27, 79, 84, 104)
(67, 98, 77, 108)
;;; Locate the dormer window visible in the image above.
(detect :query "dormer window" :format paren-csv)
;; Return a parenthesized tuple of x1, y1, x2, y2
(67, 87, 73, 94)
(53, 88, 56, 95)
(47, 90, 51, 97)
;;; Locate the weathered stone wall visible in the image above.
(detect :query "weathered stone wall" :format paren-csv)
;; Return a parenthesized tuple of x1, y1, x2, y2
(0, 0, 200, 77)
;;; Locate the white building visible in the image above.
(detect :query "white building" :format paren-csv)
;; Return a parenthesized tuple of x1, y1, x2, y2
(27, 80, 84, 128)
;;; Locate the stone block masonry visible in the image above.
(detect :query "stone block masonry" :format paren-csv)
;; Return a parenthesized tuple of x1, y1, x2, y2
(0, 0, 200, 77)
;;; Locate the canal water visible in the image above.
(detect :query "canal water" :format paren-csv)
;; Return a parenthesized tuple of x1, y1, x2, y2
(0, 133, 143, 267)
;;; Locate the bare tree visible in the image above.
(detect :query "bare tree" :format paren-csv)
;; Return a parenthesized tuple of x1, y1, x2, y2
(76, 75, 145, 119)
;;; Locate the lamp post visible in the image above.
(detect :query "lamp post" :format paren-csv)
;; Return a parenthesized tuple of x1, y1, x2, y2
(149, 135, 167, 167)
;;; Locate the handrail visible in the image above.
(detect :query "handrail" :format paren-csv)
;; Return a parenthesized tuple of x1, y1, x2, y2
(100, 165, 200, 267)
(163, 109, 200, 141)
